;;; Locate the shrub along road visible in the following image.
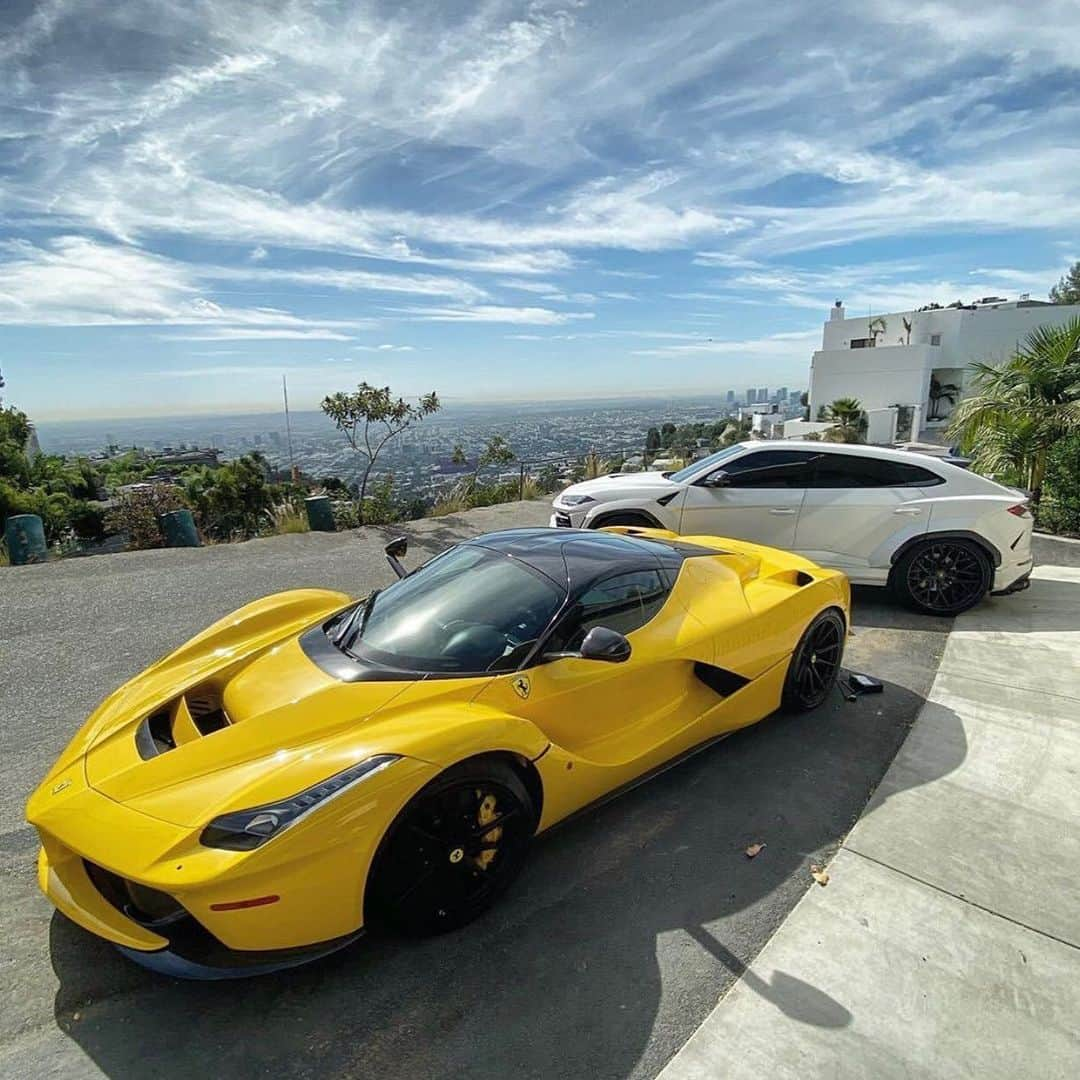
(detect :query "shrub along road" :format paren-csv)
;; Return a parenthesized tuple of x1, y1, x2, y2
(1, 501, 953, 1080)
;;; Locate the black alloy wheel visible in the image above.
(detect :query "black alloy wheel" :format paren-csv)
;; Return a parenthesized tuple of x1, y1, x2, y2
(781, 609, 846, 713)
(365, 759, 535, 936)
(894, 538, 991, 616)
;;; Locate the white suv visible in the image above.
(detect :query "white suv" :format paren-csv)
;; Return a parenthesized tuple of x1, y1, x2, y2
(551, 441, 1033, 615)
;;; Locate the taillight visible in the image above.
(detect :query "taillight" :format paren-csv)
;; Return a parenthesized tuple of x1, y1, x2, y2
(1006, 504, 1031, 518)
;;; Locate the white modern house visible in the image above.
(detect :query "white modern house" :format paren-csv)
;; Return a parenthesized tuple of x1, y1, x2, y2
(803, 296, 1080, 445)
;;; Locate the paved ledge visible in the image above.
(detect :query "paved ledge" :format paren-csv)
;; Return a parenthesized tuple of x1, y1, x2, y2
(660, 565, 1080, 1080)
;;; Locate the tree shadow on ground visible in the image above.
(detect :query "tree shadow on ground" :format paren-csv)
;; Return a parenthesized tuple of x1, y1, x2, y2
(50, 676, 965, 1080)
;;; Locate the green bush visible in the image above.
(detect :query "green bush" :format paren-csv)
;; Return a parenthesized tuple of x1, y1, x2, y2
(1037, 433, 1080, 535)
(105, 484, 188, 550)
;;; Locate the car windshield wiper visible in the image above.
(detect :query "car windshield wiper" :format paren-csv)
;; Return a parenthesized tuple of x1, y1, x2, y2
(332, 589, 380, 651)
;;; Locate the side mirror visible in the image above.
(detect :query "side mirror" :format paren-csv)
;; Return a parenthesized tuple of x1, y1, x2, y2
(579, 626, 632, 663)
(700, 470, 730, 488)
(384, 536, 408, 579)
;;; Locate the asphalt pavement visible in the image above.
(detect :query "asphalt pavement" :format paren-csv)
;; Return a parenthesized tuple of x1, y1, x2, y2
(1, 502, 950, 1080)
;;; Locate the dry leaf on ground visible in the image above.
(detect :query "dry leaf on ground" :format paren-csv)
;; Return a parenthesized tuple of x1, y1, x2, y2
(810, 864, 830, 886)
(745, 842, 766, 858)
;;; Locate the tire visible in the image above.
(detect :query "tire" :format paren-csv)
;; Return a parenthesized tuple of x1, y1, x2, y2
(892, 537, 992, 616)
(364, 758, 536, 937)
(781, 608, 846, 713)
(590, 512, 658, 529)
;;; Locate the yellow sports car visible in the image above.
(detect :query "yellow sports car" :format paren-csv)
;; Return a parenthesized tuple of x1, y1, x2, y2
(27, 526, 849, 978)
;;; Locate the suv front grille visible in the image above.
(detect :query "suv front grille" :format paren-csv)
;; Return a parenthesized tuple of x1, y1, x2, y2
(554, 512, 572, 528)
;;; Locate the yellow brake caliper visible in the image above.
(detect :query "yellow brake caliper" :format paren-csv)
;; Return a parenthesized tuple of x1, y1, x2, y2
(475, 791, 501, 871)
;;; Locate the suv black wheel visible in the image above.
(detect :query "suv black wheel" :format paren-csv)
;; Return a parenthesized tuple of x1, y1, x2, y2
(781, 609, 846, 713)
(364, 758, 535, 937)
(893, 538, 991, 616)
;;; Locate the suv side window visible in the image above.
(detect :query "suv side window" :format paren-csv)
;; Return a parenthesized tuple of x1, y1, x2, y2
(546, 570, 670, 652)
(810, 453, 945, 488)
(715, 450, 819, 489)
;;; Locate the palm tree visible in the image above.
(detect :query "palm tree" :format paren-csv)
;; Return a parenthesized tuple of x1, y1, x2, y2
(823, 397, 867, 443)
(948, 317, 1080, 507)
(927, 376, 960, 420)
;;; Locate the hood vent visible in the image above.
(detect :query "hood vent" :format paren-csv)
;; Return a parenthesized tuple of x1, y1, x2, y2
(135, 687, 231, 760)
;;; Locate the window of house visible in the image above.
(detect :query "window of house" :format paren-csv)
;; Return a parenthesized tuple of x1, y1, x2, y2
(850, 337, 875, 349)
(718, 449, 820, 488)
(809, 453, 945, 488)
(546, 570, 670, 651)
(930, 333, 942, 346)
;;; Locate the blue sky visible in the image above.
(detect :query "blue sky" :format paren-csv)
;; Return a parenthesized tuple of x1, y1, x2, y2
(1, 0, 1078, 419)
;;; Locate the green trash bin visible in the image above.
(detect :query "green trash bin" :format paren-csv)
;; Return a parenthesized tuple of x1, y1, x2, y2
(305, 495, 336, 532)
(4, 514, 48, 565)
(159, 508, 202, 548)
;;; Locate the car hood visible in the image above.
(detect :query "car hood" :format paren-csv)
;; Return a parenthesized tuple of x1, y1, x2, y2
(558, 471, 682, 502)
(81, 634, 426, 826)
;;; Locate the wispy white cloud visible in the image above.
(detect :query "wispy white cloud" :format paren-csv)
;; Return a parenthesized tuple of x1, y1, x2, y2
(403, 305, 595, 325)
(0, 237, 375, 334)
(166, 328, 357, 341)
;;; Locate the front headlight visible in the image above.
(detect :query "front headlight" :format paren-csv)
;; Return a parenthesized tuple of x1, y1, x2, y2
(200, 754, 400, 851)
(559, 494, 595, 508)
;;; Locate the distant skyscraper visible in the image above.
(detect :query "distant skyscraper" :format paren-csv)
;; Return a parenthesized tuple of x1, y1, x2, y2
(758, 387, 768, 402)
(726, 389, 735, 403)
(776, 386, 788, 402)
(745, 388, 756, 404)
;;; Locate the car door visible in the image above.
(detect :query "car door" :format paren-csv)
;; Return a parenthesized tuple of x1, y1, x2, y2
(793, 452, 936, 580)
(476, 568, 716, 772)
(676, 449, 819, 547)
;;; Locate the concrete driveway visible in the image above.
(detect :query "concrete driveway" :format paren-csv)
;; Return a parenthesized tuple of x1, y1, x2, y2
(1, 503, 952, 1080)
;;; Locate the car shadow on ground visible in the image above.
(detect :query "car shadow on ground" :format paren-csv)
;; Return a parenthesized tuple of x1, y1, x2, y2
(49, 676, 965, 1080)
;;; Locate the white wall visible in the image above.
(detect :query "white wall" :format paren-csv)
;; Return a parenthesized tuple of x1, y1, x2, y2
(782, 420, 834, 439)
(809, 344, 934, 415)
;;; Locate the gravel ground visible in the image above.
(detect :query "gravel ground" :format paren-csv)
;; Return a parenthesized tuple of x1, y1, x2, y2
(1, 503, 949, 1080)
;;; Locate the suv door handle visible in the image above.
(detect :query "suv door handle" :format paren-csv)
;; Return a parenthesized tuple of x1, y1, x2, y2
(769, 507, 797, 515)
(894, 507, 922, 515)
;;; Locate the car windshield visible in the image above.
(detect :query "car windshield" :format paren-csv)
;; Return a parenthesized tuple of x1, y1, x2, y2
(337, 544, 566, 673)
(667, 444, 747, 483)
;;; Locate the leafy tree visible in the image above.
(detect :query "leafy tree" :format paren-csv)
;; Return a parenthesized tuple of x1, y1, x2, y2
(182, 455, 274, 540)
(321, 383, 440, 523)
(1050, 261, 1080, 305)
(645, 426, 661, 451)
(450, 444, 468, 467)
(478, 434, 514, 470)
(949, 317, 1080, 509)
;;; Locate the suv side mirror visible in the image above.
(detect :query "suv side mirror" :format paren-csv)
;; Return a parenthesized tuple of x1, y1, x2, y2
(384, 536, 408, 579)
(579, 626, 632, 663)
(700, 470, 730, 488)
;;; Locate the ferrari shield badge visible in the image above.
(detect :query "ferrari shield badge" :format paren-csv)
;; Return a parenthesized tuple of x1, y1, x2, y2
(511, 675, 531, 700)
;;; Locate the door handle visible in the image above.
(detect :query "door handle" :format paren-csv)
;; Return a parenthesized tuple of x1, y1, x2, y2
(769, 507, 797, 515)
(893, 507, 922, 515)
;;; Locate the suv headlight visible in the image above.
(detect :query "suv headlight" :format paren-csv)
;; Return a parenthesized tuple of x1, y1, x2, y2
(200, 754, 400, 851)
(559, 494, 595, 508)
